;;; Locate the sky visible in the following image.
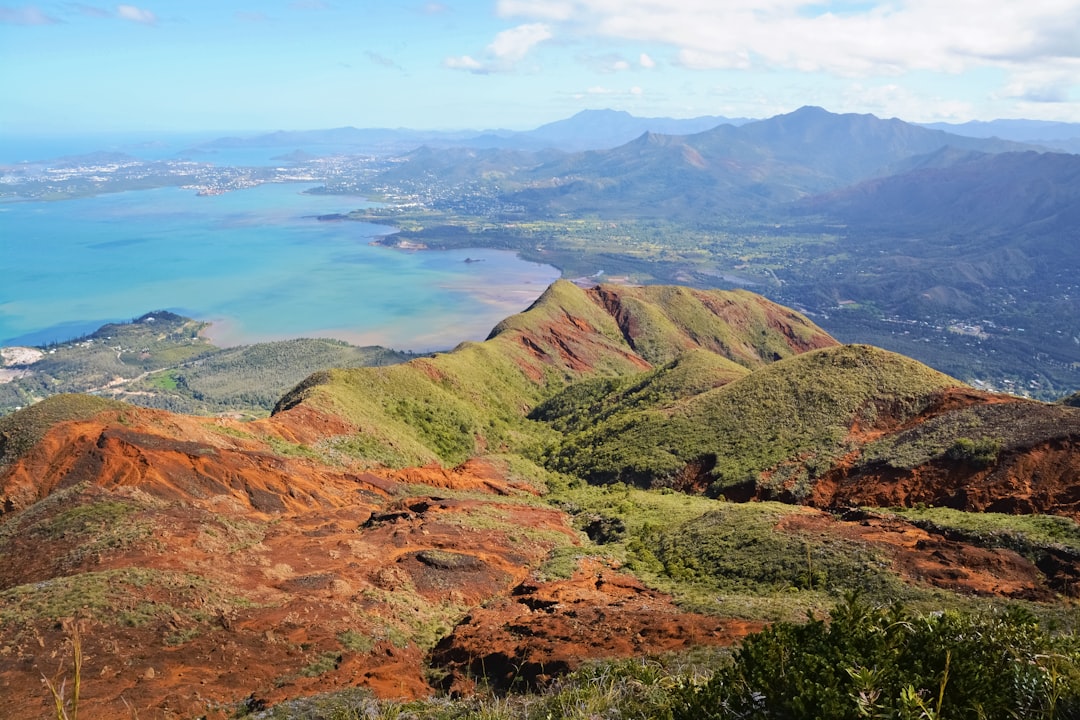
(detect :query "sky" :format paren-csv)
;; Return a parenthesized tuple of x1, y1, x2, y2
(2, 0, 1080, 135)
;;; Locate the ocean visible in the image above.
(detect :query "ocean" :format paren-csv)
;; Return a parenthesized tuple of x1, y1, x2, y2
(0, 183, 560, 351)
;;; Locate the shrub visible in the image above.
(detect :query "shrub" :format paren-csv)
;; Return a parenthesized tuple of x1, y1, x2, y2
(674, 596, 1080, 720)
(944, 436, 1001, 467)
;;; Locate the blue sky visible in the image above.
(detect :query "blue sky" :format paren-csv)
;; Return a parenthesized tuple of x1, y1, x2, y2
(2, 0, 1079, 134)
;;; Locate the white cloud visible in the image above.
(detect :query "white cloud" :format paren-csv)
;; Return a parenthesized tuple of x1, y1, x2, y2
(639, 53, 655, 69)
(630, 85, 643, 95)
(116, 4, 155, 24)
(999, 62, 1080, 103)
(579, 53, 636, 73)
(0, 5, 59, 24)
(841, 82, 975, 122)
(444, 21, 552, 73)
(488, 22, 552, 62)
(497, 0, 1080, 105)
(443, 54, 487, 72)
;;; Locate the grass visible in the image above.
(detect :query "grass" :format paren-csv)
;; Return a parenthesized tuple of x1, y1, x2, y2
(878, 506, 1080, 554)
(540, 344, 960, 497)
(545, 483, 935, 621)
(293, 279, 835, 471)
(530, 348, 748, 434)
(265, 436, 321, 459)
(861, 400, 1080, 471)
(634, 504, 914, 603)
(0, 568, 217, 630)
(338, 630, 376, 654)
(0, 484, 160, 572)
(42, 620, 83, 720)
(0, 394, 125, 468)
(593, 284, 831, 367)
(302, 652, 344, 678)
(239, 651, 728, 720)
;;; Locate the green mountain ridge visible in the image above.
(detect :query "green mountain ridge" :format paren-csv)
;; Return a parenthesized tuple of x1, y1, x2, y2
(273, 280, 837, 468)
(536, 344, 959, 496)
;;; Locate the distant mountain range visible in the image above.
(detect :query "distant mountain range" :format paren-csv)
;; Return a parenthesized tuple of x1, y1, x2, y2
(921, 118, 1080, 153)
(188, 107, 1080, 157)
(800, 149, 1080, 238)
(482, 106, 1040, 219)
(191, 109, 751, 155)
(349, 105, 1080, 396)
(362, 105, 1076, 228)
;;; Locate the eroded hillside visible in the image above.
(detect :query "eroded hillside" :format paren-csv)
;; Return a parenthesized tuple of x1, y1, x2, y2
(2, 281, 1078, 718)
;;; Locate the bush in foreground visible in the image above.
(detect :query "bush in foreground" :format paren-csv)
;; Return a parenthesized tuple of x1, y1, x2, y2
(249, 598, 1080, 719)
(674, 597, 1080, 720)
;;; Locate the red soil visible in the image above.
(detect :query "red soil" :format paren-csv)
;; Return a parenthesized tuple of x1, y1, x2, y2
(429, 558, 765, 695)
(0, 409, 752, 719)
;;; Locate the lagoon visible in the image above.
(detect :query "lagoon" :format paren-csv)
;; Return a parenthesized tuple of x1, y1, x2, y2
(0, 183, 560, 350)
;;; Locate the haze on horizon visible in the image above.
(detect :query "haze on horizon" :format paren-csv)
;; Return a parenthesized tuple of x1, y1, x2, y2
(1, 0, 1079, 136)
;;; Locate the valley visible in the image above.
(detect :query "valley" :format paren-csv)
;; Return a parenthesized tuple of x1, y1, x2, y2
(6, 108, 1079, 398)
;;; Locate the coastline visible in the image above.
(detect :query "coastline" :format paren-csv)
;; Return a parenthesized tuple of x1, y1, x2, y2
(196, 250, 560, 352)
(4, 183, 562, 354)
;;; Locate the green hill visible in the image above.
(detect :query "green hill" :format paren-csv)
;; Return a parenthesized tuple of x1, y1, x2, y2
(538, 344, 960, 497)
(273, 280, 835, 467)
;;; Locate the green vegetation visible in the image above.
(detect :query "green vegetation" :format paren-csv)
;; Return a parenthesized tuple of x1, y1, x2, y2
(302, 652, 344, 678)
(338, 630, 376, 655)
(945, 436, 1002, 466)
(240, 601, 1080, 719)
(861, 400, 1080, 471)
(676, 598, 1080, 720)
(0, 495, 157, 570)
(636, 506, 909, 600)
(0, 568, 217, 630)
(0, 312, 412, 417)
(531, 349, 748, 434)
(0, 394, 126, 468)
(278, 281, 653, 466)
(539, 345, 958, 496)
(546, 483, 930, 621)
(133, 337, 411, 415)
(872, 506, 1080, 593)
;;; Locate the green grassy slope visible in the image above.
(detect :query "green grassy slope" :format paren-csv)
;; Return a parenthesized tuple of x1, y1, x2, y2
(0, 394, 126, 470)
(590, 284, 836, 366)
(540, 344, 961, 496)
(275, 280, 836, 468)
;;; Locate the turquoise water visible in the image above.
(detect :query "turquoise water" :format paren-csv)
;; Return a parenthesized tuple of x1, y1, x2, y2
(0, 184, 560, 350)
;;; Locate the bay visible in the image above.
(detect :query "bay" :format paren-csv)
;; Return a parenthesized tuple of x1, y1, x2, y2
(0, 183, 560, 351)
